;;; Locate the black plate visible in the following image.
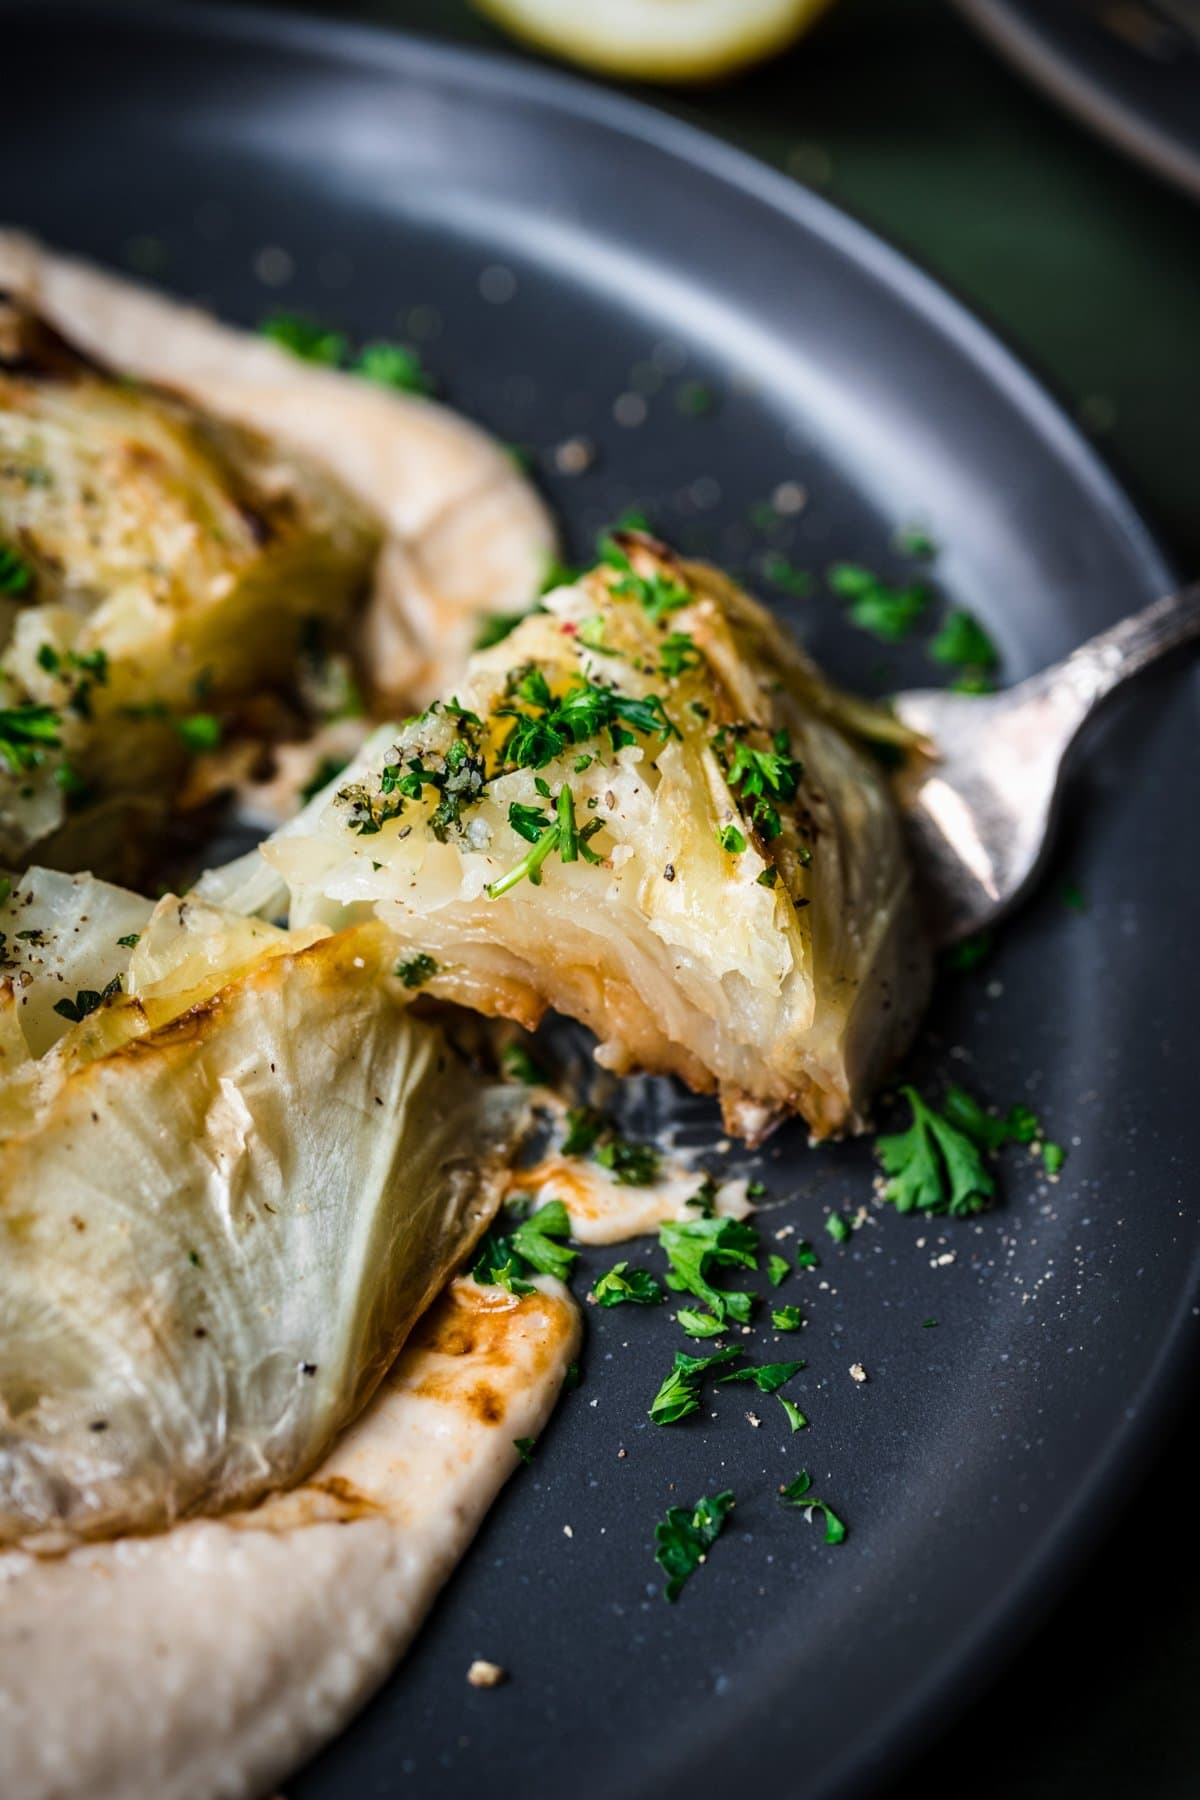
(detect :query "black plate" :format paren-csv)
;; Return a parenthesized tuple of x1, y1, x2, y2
(955, 0, 1200, 201)
(4, 5, 1198, 1797)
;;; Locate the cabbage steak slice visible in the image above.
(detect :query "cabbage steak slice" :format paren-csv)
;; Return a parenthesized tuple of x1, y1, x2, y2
(0, 298, 379, 867)
(263, 535, 932, 1142)
(0, 869, 523, 1547)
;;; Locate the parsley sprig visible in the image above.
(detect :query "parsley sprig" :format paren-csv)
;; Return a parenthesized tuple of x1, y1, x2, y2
(876, 1085, 994, 1216)
(713, 728, 803, 841)
(472, 1200, 577, 1291)
(485, 787, 604, 899)
(659, 1215, 759, 1327)
(511, 1199, 578, 1280)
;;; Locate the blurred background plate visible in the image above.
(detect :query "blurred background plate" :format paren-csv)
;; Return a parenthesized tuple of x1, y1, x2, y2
(954, 0, 1200, 200)
(1, 5, 1197, 1799)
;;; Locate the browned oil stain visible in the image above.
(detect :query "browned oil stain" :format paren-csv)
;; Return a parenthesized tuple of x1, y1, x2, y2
(306, 1475, 382, 1521)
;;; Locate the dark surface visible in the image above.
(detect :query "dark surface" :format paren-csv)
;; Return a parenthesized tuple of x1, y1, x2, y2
(4, 5, 1199, 1799)
(954, 0, 1200, 201)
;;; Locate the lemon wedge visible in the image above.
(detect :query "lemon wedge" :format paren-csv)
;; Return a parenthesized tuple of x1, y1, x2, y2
(473, 0, 837, 83)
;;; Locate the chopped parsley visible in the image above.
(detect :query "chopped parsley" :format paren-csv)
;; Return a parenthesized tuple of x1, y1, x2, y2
(486, 795, 593, 900)
(654, 1489, 734, 1602)
(496, 667, 678, 779)
(512, 1437, 536, 1464)
(658, 631, 704, 678)
(929, 610, 998, 677)
(35, 646, 110, 721)
(116, 933, 140, 949)
(510, 1199, 577, 1280)
(824, 1214, 850, 1245)
(895, 525, 937, 559)
(262, 312, 430, 391)
(717, 1359, 804, 1395)
(1062, 880, 1087, 913)
(500, 1042, 544, 1085)
(649, 1346, 743, 1425)
(778, 1396, 808, 1432)
(829, 563, 930, 642)
(876, 1086, 994, 1216)
(471, 1230, 536, 1295)
(779, 1471, 846, 1544)
(757, 866, 779, 888)
(772, 1305, 804, 1331)
(941, 1084, 1038, 1153)
(560, 1106, 659, 1185)
(718, 824, 746, 854)
(394, 953, 438, 989)
(175, 712, 222, 753)
(354, 339, 431, 394)
(53, 976, 121, 1024)
(600, 539, 691, 623)
(591, 1261, 664, 1307)
(1043, 1141, 1067, 1176)
(761, 554, 814, 597)
(595, 1137, 660, 1186)
(713, 728, 803, 841)
(0, 542, 34, 595)
(685, 1176, 718, 1218)
(261, 312, 347, 366)
(676, 1308, 726, 1338)
(561, 1105, 606, 1158)
(941, 930, 994, 973)
(795, 1239, 819, 1270)
(0, 703, 61, 773)
(766, 1253, 791, 1287)
(675, 379, 715, 418)
(599, 508, 651, 543)
(659, 1215, 758, 1326)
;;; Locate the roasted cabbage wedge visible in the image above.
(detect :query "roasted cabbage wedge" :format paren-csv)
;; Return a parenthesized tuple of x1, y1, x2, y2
(0, 869, 523, 1547)
(0, 297, 379, 867)
(255, 535, 932, 1141)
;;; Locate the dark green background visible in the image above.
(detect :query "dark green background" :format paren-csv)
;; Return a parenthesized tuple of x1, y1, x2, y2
(237, 0, 1200, 1792)
(257, 0, 1200, 571)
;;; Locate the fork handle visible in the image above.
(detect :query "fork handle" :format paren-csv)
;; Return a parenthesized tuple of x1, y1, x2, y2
(1046, 580, 1200, 720)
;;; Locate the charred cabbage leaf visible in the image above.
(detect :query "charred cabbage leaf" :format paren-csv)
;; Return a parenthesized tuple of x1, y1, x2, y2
(0, 298, 379, 868)
(253, 534, 931, 1140)
(0, 870, 523, 1546)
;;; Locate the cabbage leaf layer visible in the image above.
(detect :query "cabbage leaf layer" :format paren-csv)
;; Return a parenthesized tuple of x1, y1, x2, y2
(257, 535, 932, 1140)
(0, 871, 522, 1546)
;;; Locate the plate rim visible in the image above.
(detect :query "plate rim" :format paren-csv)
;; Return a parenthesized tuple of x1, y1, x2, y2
(9, 6, 1195, 1797)
(953, 0, 1200, 203)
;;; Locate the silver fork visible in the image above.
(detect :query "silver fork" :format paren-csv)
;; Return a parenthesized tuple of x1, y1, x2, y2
(891, 583, 1200, 945)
